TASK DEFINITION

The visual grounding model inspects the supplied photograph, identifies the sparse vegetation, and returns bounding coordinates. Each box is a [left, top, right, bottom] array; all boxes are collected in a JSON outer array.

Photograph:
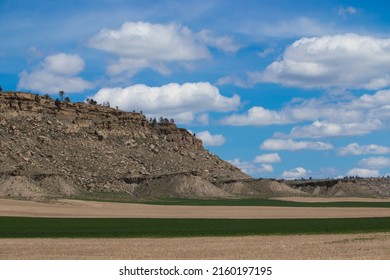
[[59, 90, 65, 101], [54, 98, 61, 109], [86, 98, 97, 105]]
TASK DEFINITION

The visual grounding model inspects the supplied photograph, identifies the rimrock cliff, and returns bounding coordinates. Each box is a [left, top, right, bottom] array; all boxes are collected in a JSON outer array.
[[0, 91, 255, 200]]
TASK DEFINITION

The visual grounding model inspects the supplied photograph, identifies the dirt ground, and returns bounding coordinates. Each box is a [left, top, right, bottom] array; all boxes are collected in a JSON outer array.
[[1, 233, 389, 259], [1, 198, 390, 219]]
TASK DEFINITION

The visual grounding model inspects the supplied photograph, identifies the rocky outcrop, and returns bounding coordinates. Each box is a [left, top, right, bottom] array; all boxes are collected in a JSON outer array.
[[0, 91, 255, 200], [287, 178, 390, 197]]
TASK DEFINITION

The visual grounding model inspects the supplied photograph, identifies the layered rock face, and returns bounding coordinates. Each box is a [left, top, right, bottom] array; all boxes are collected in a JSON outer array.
[[0, 91, 253, 200]]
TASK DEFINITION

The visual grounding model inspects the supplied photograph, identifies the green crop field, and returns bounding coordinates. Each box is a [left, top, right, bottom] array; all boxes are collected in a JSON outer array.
[[1, 216, 390, 238]]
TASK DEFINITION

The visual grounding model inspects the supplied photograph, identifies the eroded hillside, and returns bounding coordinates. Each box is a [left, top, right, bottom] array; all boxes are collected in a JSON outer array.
[[0, 91, 259, 200]]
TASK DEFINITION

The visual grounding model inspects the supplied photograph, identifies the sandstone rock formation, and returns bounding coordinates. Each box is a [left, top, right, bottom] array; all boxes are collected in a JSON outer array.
[[0, 91, 261, 200]]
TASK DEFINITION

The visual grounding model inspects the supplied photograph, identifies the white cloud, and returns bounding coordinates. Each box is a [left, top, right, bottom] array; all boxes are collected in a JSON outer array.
[[359, 157, 390, 169], [350, 90, 390, 109], [258, 164, 274, 173], [346, 168, 380, 178], [228, 159, 255, 175], [42, 53, 85, 75], [197, 30, 240, 53], [90, 21, 208, 60], [89, 82, 240, 124], [253, 34, 390, 90], [196, 131, 225, 146], [89, 21, 209, 76], [253, 153, 281, 163], [260, 138, 333, 151], [18, 53, 93, 94], [338, 6, 357, 17], [227, 158, 274, 175], [222, 106, 292, 126], [216, 75, 248, 88], [257, 17, 331, 38], [89, 21, 239, 76], [339, 143, 390, 156], [289, 120, 382, 138], [222, 90, 390, 138], [282, 167, 311, 179], [196, 113, 209, 125]]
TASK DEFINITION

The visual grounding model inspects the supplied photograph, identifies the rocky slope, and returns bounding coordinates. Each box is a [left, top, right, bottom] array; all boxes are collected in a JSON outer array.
[[286, 178, 390, 197], [0, 91, 300, 200]]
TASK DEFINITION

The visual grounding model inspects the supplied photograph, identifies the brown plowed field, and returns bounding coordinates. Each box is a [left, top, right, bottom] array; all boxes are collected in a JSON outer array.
[[1, 233, 389, 259], [1, 198, 390, 219]]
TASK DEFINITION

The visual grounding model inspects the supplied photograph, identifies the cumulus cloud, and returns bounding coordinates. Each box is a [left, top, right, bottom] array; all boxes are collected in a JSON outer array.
[[253, 153, 281, 163], [359, 157, 390, 169], [223, 89, 390, 138], [350, 90, 390, 109], [89, 21, 239, 76], [346, 168, 380, 177], [339, 143, 390, 156], [252, 34, 390, 90], [196, 131, 225, 146], [196, 113, 209, 125], [260, 138, 333, 151], [228, 159, 255, 175], [288, 120, 382, 138], [216, 75, 249, 88], [258, 164, 274, 173], [228, 158, 273, 175], [18, 53, 93, 94], [197, 30, 240, 53], [282, 167, 311, 179], [88, 82, 240, 124], [222, 106, 292, 126]]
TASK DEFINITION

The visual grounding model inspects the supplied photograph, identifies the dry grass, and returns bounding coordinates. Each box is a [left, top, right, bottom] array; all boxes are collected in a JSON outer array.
[[1, 198, 390, 219], [1, 233, 389, 260]]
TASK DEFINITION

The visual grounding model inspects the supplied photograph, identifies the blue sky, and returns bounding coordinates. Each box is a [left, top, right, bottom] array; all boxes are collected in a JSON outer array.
[[2, 0, 390, 179]]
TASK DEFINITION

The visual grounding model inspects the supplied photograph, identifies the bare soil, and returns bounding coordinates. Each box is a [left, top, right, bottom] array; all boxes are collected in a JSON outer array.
[[1, 233, 389, 259], [1, 198, 390, 219]]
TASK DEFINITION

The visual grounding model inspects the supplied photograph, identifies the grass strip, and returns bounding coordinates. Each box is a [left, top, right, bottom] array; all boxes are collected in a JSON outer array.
[[1, 217, 390, 238]]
